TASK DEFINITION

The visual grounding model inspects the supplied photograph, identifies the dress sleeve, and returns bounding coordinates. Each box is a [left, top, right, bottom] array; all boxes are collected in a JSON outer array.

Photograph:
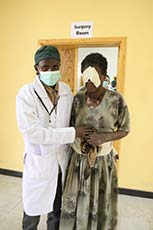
[[117, 95, 130, 132]]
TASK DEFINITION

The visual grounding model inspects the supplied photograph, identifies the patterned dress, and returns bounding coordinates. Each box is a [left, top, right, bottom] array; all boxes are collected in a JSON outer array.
[[59, 88, 130, 230]]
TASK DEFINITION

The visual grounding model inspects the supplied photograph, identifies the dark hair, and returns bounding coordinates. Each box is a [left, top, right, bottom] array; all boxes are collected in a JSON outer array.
[[81, 53, 108, 75]]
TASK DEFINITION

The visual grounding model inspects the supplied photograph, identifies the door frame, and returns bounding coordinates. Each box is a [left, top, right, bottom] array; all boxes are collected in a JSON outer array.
[[38, 37, 126, 95]]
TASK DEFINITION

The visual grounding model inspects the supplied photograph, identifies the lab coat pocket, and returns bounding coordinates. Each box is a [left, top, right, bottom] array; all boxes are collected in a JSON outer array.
[[24, 152, 51, 179]]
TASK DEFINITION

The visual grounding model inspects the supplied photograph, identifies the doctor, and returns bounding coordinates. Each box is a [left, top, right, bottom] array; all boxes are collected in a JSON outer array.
[[16, 45, 89, 230]]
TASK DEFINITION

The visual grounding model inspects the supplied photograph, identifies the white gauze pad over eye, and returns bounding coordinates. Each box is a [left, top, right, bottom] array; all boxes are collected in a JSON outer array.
[[82, 66, 101, 88]]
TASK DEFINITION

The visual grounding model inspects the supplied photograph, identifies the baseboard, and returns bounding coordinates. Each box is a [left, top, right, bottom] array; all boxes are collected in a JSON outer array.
[[0, 168, 153, 199], [0, 168, 22, 178], [118, 188, 153, 199]]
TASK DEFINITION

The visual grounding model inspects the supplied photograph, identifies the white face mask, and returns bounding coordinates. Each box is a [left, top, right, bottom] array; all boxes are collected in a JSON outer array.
[[82, 66, 101, 88], [39, 70, 61, 86]]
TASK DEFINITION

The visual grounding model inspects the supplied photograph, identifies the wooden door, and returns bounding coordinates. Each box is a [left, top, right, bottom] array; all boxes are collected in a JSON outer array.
[[57, 47, 77, 94]]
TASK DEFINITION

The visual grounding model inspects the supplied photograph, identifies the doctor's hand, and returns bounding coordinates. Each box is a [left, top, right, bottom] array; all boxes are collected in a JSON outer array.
[[75, 126, 93, 139]]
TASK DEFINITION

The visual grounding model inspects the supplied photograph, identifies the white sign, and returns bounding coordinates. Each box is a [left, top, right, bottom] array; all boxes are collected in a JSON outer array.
[[71, 21, 93, 38]]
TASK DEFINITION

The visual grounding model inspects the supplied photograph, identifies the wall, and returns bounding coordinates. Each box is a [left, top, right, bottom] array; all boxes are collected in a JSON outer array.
[[0, 0, 153, 191]]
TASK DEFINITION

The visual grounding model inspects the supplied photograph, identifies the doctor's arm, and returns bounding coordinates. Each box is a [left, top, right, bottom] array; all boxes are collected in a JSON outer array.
[[16, 93, 75, 145]]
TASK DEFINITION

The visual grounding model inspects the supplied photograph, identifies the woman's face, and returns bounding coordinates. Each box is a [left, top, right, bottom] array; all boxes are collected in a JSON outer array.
[[85, 65, 105, 94]]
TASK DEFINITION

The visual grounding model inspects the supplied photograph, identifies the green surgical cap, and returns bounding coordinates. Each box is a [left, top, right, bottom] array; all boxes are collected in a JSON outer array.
[[34, 45, 60, 65]]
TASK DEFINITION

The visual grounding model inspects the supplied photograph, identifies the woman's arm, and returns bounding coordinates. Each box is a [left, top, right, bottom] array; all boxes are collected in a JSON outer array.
[[87, 130, 129, 146]]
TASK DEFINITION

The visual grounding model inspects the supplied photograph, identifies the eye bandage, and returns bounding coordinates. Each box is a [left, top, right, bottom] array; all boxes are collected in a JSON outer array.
[[82, 66, 101, 88]]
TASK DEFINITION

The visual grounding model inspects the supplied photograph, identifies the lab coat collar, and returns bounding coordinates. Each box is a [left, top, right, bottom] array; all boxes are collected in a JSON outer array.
[[33, 76, 69, 98]]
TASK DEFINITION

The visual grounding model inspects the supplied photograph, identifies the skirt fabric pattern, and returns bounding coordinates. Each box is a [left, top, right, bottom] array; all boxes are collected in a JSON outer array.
[[59, 150, 118, 230]]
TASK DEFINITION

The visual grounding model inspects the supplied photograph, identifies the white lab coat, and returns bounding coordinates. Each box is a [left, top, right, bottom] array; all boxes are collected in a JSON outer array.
[[16, 76, 75, 216]]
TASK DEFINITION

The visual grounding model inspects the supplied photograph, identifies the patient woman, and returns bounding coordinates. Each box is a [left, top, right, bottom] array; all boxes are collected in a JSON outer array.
[[59, 53, 130, 230]]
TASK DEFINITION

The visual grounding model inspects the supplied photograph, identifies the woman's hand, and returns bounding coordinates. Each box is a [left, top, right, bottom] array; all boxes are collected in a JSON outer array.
[[87, 132, 107, 146]]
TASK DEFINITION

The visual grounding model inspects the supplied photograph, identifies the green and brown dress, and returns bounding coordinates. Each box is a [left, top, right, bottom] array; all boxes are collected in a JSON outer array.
[[59, 88, 130, 230]]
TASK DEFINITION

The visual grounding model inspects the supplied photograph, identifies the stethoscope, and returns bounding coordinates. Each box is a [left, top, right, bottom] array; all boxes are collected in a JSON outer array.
[[34, 89, 60, 123]]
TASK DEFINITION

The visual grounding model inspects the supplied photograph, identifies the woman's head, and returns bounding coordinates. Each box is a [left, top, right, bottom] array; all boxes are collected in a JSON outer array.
[[81, 53, 108, 97], [81, 53, 107, 76]]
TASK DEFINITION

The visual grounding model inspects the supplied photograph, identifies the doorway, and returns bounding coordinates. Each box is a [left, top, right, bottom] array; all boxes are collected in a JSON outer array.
[[39, 37, 126, 94]]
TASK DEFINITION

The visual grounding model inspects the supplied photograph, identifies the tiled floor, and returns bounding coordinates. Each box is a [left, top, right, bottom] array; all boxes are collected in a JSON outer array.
[[0, 174, 153, 230]]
